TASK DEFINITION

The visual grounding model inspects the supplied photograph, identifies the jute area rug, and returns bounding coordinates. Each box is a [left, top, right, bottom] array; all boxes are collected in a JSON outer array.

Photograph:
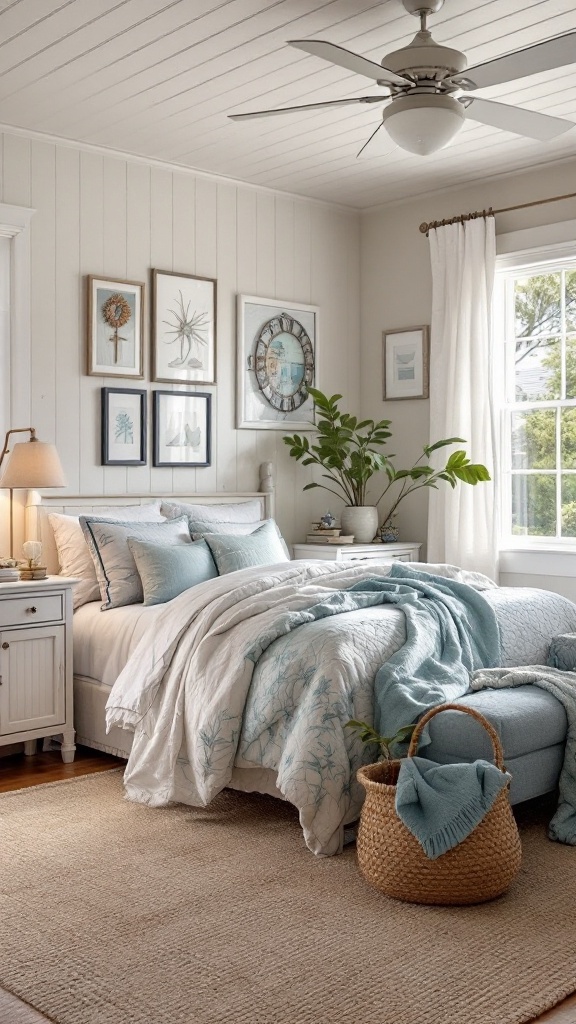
[[1, 771, 575, 1024]]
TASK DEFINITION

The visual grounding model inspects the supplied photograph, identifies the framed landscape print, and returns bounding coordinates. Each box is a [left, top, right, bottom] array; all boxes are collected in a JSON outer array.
[[101, 388, 146, 466], [153, 390, 211, 468], [152, 270, 217, 385], [383, 325, 429, 401], [88, 277, 144, 378], [237, 294, 319, 430]]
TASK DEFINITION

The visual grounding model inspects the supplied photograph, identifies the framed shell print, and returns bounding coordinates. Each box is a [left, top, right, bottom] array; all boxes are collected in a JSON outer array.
[[237, 295, 319, 430], [153, 390, 211, 468]]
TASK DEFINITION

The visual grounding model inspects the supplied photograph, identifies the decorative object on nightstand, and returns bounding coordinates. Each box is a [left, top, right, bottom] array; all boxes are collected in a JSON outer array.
[[0, 576, 77, 763], [0, 427, 67, 557], [284, 388, 490, 544], [0, 558, 19, 581], [19, 540, 47, 580], [379, 517, 400, 543]]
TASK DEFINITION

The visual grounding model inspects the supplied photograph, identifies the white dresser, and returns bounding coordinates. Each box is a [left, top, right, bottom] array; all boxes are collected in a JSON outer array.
[[0, 576, 76, 762], [292, 541, 422, 563]]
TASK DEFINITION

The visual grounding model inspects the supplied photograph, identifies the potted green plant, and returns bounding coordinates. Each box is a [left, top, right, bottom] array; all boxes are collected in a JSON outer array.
[[283, 388, 490, 542]]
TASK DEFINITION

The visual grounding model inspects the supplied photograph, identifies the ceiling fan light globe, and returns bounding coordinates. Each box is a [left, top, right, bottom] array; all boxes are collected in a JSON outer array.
[[382, 93, 465, 154]]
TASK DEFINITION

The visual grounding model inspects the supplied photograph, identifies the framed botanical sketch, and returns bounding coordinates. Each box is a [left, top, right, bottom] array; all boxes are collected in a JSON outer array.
[[153, 390, 211, 468], [383, 325, 429, 401], [101, 388, 146, 466], [88, 277, 144, 378], [237, 294, 319, 430], [152, 270, 217, 385]]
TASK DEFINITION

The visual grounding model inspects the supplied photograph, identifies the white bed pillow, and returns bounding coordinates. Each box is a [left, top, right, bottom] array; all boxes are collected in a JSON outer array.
[[49, 503, 165, 610], [161, 499, 262, 526], [80, 516, 191, 610]]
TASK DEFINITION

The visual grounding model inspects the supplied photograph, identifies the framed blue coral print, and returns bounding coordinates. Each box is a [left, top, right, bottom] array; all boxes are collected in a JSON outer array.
[[101, 388, 147, 466]]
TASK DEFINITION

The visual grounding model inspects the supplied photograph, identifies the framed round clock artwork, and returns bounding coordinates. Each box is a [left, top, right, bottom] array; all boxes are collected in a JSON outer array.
[[237, 295, 319, 430]]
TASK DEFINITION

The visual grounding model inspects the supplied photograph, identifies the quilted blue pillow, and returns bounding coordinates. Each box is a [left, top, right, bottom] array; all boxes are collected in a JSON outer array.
[[128, 537, 217, 606], [203, 520, 289, 575]]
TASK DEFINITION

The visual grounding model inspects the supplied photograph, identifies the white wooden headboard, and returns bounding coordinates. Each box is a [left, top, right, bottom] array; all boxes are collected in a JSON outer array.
[[26, 462, 275, 575]]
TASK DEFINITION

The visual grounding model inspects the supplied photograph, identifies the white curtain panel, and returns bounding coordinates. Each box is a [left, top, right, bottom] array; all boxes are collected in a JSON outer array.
[[427, 216, 498, 580]]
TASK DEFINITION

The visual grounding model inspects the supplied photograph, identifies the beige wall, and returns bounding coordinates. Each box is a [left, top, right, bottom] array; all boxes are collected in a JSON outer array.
[[360, 156, 576, 557], [0, 131, 360, 554]]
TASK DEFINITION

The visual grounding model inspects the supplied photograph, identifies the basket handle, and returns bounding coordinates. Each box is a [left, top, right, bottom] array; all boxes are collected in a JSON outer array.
[[407, 703, 505, 771]]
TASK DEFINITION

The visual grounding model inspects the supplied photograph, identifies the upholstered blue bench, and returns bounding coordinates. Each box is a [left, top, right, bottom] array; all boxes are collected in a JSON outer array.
[[426, 686, 567, 804]]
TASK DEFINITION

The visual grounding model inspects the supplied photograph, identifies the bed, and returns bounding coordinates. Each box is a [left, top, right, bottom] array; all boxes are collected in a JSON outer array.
[[27, 472, 576, 856]]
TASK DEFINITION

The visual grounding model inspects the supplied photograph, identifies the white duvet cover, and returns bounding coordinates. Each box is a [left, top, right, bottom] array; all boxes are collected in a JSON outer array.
[[105, 560, 509, 855]]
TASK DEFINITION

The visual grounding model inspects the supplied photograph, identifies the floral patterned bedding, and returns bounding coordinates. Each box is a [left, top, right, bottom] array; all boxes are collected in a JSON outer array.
[[105, 560, 576, 855]]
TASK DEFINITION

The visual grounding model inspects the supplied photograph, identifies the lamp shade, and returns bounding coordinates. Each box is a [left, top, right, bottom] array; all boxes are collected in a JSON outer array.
[[382, 94, 465, 156], [0, 439, 67, 489]]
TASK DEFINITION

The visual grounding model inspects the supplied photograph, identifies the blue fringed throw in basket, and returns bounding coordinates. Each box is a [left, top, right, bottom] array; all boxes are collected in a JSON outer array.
[[395, 756, 511, 859]]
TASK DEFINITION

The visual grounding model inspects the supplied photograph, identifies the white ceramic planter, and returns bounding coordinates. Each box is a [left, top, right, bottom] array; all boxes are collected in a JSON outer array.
[[340, 506, 379, 544]]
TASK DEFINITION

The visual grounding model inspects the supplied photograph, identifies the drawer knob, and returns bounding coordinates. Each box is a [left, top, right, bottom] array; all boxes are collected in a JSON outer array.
[[28, 606, 37, 614], [1, 642, 9, 649]]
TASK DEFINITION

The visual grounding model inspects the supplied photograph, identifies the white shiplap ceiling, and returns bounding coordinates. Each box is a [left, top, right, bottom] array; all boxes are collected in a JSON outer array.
[[0, 0, 575, 209]]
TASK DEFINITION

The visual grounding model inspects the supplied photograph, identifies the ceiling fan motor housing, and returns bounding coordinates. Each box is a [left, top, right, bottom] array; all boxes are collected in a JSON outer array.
[[384, 31, 467, 80]]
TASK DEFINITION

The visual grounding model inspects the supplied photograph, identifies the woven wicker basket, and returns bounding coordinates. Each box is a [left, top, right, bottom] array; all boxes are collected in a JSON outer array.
[[356, 703, 522, 905]]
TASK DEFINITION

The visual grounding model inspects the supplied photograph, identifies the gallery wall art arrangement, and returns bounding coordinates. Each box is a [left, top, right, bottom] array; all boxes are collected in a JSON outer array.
[[87, 272, 323, 469]]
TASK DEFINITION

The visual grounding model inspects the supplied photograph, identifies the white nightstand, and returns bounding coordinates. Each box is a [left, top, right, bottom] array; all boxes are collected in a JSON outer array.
[[0, 576, 76, 762], [292, 541, 422, 563]]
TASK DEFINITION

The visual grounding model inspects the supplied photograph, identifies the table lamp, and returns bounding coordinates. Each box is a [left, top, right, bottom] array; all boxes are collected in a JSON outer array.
[[0, 427, 67, 558]]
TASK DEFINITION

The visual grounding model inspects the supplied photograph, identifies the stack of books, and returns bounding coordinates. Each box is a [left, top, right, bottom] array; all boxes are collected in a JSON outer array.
[[306, 528, 354, 545], [19, 566, 48, 581], [0, 566, 20, 582]]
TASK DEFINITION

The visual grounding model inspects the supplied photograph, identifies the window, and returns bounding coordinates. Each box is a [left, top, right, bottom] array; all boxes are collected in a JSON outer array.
[[496, 251, 576, 544]]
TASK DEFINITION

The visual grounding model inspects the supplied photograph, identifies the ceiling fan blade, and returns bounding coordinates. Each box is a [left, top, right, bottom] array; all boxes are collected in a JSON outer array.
[[464, 31, 576, 90], [463, 96, 574, 141], [228, 96, 386, 121], [289, 39, 409, 86]]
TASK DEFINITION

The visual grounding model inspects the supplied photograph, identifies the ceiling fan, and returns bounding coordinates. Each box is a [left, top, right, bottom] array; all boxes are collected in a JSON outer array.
[[228, 0, 576, 157]]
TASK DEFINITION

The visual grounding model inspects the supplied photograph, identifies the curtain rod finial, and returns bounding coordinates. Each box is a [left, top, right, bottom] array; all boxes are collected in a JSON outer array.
[[419, 222, 429, 234]]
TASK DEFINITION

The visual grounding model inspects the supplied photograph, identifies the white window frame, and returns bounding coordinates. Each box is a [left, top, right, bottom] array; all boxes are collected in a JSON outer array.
[[495, 221, 576, 577]]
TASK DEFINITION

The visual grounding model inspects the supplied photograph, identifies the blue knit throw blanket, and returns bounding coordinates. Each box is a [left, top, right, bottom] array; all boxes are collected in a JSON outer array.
[[395, 755, 511, 859]]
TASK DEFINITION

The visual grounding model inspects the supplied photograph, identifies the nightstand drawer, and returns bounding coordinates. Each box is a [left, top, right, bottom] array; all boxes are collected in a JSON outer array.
[[0, 593, 63, 627]]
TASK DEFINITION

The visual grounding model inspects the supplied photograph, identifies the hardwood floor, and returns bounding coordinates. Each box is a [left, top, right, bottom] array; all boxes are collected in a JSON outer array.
[[1, 748, 575, 1024], [0, 743, 124, 792]]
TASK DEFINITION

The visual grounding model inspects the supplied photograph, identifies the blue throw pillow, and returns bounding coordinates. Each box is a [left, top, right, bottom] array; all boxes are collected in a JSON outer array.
[[203, 520, 289, 575], [127, 537, 218, 606]]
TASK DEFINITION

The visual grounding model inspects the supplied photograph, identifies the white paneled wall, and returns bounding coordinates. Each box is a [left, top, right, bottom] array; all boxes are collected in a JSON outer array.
[[0, 132, 360, 550]]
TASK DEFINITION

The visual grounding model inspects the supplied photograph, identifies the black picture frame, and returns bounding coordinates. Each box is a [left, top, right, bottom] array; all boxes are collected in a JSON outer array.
[[152, 390, 212, 468], [101, 387, 147, 466]]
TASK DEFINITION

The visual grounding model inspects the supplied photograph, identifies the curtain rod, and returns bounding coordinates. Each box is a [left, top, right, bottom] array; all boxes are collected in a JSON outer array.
[[419, 189, 576, 237]]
